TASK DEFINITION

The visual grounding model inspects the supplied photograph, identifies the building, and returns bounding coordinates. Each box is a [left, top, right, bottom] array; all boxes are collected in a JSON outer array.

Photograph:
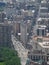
[[20, 22, 28, 47], [12, 15, 31, 47], [0, 12, 6, 22], [27, 50, 47, 65], [2, 0, 12, 3], [36, 25, 46, 36], [12, 15, 23, 40], [36, 0, 49, 26], [0, 22, 12, 48], [34, 25, 47, 36]]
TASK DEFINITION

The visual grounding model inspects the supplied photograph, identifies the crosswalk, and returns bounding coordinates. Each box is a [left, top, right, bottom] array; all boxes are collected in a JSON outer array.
[[11, 35, 28, 65]]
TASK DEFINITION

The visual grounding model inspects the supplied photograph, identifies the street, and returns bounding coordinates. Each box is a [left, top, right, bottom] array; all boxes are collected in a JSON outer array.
[[11, 35, 28, 65]]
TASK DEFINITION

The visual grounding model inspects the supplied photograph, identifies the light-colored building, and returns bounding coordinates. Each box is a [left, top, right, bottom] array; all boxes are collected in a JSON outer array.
[[27, 36, 49, 65], [33, 36, 49, 53]]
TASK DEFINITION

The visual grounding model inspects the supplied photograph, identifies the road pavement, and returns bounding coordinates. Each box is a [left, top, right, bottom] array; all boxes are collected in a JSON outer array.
[[11, 35, 28, 65]]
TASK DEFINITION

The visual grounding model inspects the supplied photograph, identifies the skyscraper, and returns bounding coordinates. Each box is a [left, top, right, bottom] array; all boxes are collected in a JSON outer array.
[[0, 11, 12, 48], [0, 23, 12, 47]]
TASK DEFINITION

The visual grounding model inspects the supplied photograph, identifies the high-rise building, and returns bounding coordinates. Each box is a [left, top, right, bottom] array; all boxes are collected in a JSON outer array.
[[20, 22, 28, 47], [0, 23, 12, 47], [0, 11, 12, 48]]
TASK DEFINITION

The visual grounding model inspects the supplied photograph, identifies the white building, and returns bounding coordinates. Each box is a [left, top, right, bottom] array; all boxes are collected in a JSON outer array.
[[33, 36, 49, 54]]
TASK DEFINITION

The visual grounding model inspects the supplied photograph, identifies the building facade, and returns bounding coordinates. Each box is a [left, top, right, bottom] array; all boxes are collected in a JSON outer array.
[[0, 23, 12, 47]]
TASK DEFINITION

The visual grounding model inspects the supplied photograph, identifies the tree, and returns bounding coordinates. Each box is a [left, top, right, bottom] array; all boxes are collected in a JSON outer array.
[[0, 47, 21, 65]]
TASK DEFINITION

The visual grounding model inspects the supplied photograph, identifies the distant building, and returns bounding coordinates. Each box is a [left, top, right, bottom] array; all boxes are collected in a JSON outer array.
[[2, 0, 12, 3], [37, 0, 49, 26], [0, 12, 6, 22]]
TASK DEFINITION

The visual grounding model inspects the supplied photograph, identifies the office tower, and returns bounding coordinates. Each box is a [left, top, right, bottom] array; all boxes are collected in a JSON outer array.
[[0, 0, 14, 48], [0, 11, 12, 48], [0, 23, 12, 47], [0, 23, 11, 47], [13, 21, 28, 47], [20, 22, 28, 47]]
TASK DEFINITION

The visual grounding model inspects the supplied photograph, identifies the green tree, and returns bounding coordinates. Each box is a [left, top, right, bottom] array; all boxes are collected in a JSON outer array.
[[0, 47, 21, 65]]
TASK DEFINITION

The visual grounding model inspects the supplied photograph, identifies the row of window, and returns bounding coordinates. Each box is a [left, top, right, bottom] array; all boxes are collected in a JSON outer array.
[[29, 55, 49, 61]]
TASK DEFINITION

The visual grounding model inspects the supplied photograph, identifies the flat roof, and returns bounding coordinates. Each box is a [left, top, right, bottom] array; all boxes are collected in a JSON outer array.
[[38, 42, 49, 48], [33, 36, 49, 39]]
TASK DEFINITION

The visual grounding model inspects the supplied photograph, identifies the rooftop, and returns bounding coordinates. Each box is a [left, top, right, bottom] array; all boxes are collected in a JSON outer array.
[[33, 36, 49, 41], [38, 41, 49, 48]]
